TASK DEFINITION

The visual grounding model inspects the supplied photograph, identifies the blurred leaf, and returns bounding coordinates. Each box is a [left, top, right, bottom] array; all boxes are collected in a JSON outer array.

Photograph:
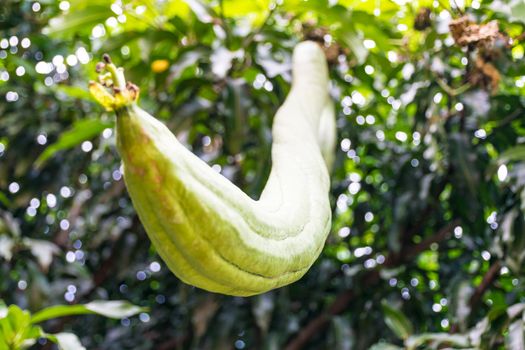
[[330, 316, 354, 350], [252, 293, 274, 336], [210, 47, 244, 78], [184, 0, 215, 23], [451, 280, 473, 330], [170, 49, 206, 78], [497, 145, 525, 164], [35, 118, 113, 168], [336, 25, 368, 64], [369, 343, 403, 350], [507, 303, 525, 319], [191, 295, 219, 339], [84, 300, 146, 319], [222, 0, 270, 17], [506, 319, 525, 350], [0, 301, 7, 319], [47, 332, 86, 350], [449, 133, 479, 195], [405, 333, 471, 348], [0, 212, 20, 238], [0, 192, 10, 208], [0, 305, 42, 349], [22, 238, 60, 272], [417, 251, 439, 271], [381, 300, 413, 340], [53, 85, 97, 102], [510, 0, 525, 24], [31, 305, 93, 324], [0, 236, 14, 262], [44, 3, 112, 38], [31, 300, 144, 324]]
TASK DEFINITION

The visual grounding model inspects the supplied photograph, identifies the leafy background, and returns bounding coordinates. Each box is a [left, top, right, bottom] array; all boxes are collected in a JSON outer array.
[[1, 0, 525, 349]]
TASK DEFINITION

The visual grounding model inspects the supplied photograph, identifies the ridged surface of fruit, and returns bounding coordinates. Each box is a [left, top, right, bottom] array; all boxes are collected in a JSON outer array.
[[95, 41, 335, 296]]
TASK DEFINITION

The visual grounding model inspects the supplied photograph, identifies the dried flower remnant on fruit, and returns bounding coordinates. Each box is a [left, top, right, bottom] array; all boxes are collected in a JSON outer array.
[[89, 54, 139, 111]]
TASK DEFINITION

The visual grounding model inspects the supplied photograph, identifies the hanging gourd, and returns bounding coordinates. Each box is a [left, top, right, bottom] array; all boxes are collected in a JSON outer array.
[[89, 41, 336, 296]]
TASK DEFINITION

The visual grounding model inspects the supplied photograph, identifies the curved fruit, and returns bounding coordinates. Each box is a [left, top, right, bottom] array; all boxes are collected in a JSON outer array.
[[90, 41, 335, 296]]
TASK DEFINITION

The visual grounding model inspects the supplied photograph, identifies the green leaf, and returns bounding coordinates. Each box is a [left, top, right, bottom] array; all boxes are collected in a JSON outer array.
[[43, 2, 112, 38], [31, 305, 88, 324], [53, 85, 97, 102], [381, 300, 413, 340], [34, 119, 113, 169], [31, 300, 144, 324], [47, 332, 86, 350], [497, 145, 525, 164], [0, 192, 11, 208], [6, 305, 31, 331], [0, 305, 38, 349], [336, 25, 368, 64], [84, 300, 145, 319], [0, 338, 8, 350], [220, 0, 270, 24], [405, 333, 471, 348], [417, 251, 439, 271], [0, 317, 14, 345], [369, 343, 403, 350], [184, 0, 215, 23]]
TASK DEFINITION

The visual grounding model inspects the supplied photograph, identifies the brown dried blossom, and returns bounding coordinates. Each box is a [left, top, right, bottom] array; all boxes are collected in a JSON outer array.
[[449, 17, 502, 47]]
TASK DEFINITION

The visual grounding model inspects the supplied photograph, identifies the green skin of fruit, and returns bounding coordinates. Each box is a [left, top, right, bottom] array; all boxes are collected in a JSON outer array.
[[93, 41, 335, 296]]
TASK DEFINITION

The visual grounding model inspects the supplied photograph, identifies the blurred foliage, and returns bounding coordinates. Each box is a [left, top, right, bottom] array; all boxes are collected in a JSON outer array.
[[0, 300, 143, 350], [1, 0, 525, 349]]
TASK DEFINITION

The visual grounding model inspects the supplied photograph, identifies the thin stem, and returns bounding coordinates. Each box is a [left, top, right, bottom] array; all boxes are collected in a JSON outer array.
[[436, 76, 471, 96], [469, 261, 501, 309], [242, 3, 277, 48], [89, 55, 138, 111]]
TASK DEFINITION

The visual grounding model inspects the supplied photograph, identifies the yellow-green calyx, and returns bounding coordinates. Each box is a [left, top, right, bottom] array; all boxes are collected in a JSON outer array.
[[90, 42, 336, 296], [88, 54, 139, 111]]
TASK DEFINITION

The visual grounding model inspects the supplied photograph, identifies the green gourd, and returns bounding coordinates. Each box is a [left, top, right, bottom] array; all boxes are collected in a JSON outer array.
[[90, 41, 335, 296]]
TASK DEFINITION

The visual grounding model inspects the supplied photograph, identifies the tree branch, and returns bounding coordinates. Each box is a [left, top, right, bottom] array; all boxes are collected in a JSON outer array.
[[469, 260, 501, 310], [450, 259, 502, 333]]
